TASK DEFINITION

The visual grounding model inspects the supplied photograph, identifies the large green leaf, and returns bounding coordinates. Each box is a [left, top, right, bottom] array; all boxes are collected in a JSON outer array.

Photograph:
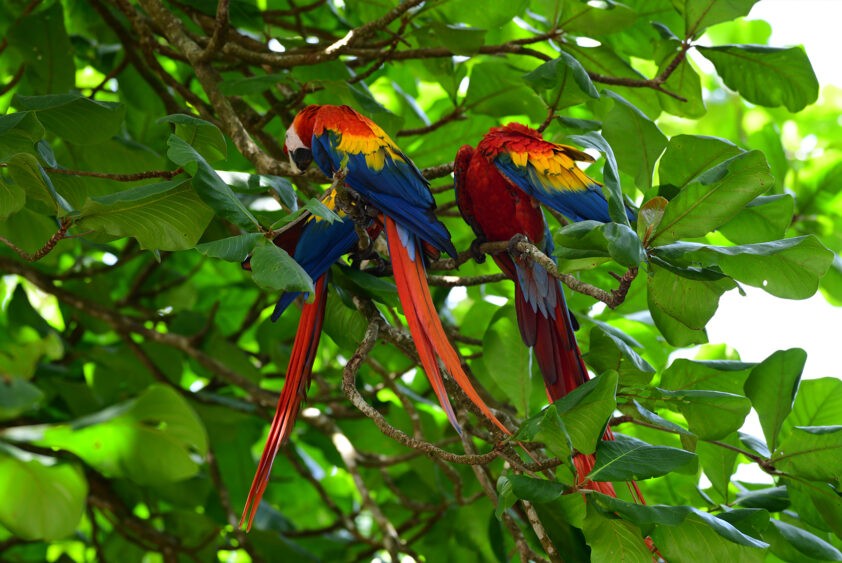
[[249, 242, 315, 295], [660, 358, 754, 395], [512, 401, 573, 462], [479, 307, 531, 417], [465, 61, 545, 121], [555, 221, 644, 267], [744, 349, 806, 451], [195, 233, 264, 262], [523, 52, 599, 110], [0, 446, 87, 541], [592, 493, 769, 550], [554, 370, 619, 455], [773, 426, 842, 481], [767, 519, 842, 561], [586, 326, 655, 386], [0, 111, 44, 161], [0, 177, 25, 220], [719, 194, 795, 245], [698, 45, 819, 112], [159, 114, 227, 162], [656, 388, 751, 440], [12, 94, 125, 145], [647, 262, 736, 334], [658, 134, 744, 191], [602, 91, 668, 190], [167, 135, 260, 229], [653, 236, 834, 299], [671, 0, 760, 37], [77, 179, 214, 251], [5, 2, 74, 94], [582, 505, 653, 563], [28, 385, 209, 486], [589, 433, 697, 481], [652, 150, 774, 244]]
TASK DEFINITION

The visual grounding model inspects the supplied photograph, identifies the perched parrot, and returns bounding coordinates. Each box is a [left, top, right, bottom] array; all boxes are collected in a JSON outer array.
[[240, 191, 365, 530], [241, 105, 511, 530], [454, 123, 640, 500]]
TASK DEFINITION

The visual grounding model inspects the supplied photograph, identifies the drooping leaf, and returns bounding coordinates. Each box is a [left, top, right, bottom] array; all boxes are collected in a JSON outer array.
[[0, 446, 87, 541], [195, 233, 264, 262], [159, 114, 227, 162], [249, 242, 314, 295], [698, 44, 819, 112], [12, 94, 125, 145], [6, 2, 74, 94], [744, 349, 806, 451], [78, 179, 214, 251], [589, 433, 697, 481], [602, 91, 668, 190], [167, 135, 260, 229], [652, 150, 774, 244]]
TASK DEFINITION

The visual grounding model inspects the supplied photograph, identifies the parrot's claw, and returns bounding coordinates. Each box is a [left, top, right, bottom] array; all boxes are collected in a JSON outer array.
[[469, 238, 487, 264]]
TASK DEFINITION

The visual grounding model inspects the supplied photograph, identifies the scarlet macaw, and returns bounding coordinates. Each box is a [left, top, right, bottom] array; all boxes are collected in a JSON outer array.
[[240, 191, 363, 530], [454, 123, 640, 500], [241, 105, 511, 530]]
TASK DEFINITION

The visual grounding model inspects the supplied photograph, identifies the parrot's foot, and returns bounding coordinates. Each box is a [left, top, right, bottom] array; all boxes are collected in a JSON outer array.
[[469, 238, 487, 264]]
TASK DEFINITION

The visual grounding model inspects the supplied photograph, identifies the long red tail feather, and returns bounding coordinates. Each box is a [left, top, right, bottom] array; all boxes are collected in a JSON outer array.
[[240, 276, 328, 531], [385, 217, 510, 436]]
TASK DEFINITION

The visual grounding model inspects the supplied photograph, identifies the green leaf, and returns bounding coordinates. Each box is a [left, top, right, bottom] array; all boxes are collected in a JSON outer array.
[[465, 61, 545, 121], [6, 2, 74, 94], [773, 426, 842, 481], [0, 446, 87, 541], [195, 233, 264, 262], [658, 134, 744, 191], [29, 385, 209, 486], [630, 400, 694, 437], [592, 493, 769, 549], [672, 0, 760, 37], [647, 262, 735, 335], [554, 371, 618, 455], [427, 23, 486, 55], [582, 505, 653, 563], [436, 0, 529, 28], [656, 44, 705, 118], [0, 176, 25, 220], [513, 402, 572, 461], [653, 236, 834, 299], [0, 111, 44, 161], [218, 73, 290, 96], [13, 94, 126, 145], [562, 1, 638, 36], [586, 327, 655, 386], [656, 388, 751, 440], [523, 52, 599, 109], [504, 474, 567, 503], [652, 150, 774, 244], [167, 135, 259, 229], [0, 378, 44, 421], [7, 152, 72, 214], [719, 194, 795, 245], [479, 307, 531, 417], [781, 378, 842, 443], [249, 242, 314, 295], [602, 91, 668, 190], [661, 358, 754, 395], [590, 433, 697, 481], [554, 221, 644, 267], [768, 519, 842, 561], [696, 434, 739, 502], [159, 114, 227, 162], [735, 486, 789, 512], [77, 179, 214, 251], [698, 45, 819, 112], [744, 349, 806, 451]]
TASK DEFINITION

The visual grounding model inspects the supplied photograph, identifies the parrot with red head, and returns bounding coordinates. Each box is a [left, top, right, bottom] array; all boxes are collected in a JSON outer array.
[[455, 123, 640, 500], [241, 105, 511, 530], [240, 190, 366, 530]]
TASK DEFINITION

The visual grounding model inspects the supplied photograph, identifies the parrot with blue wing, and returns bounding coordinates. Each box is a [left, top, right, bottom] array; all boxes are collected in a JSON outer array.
[[455, 123, 641, 500], [241, 105, 512, 530]]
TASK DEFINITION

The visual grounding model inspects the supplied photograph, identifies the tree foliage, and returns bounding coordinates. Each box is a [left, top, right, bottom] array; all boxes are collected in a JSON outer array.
[[1, 0, 841, 561]]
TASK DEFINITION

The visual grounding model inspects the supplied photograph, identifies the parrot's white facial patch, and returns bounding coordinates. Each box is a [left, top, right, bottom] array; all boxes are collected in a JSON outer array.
[[285, 126, 306, 173]]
